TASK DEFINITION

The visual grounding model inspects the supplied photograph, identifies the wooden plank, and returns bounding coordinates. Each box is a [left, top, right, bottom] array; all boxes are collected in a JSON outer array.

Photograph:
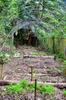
[[30, 81, 66, 89], [0, 80, 66, 89], [0, 80, 18, 86], [23, 55, 54, 59]]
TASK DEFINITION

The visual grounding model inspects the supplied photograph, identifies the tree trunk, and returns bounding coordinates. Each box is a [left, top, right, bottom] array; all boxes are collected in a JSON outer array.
[[52, 36, 55, 54], [0, 64, 3, 79]]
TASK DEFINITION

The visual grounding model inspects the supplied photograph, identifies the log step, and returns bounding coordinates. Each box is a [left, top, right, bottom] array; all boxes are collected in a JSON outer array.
[[0, 80, 66, 89]]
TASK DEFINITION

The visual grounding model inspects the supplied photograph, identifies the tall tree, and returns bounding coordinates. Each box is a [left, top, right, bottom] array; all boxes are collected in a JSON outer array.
[[0, 0, 18, 33]]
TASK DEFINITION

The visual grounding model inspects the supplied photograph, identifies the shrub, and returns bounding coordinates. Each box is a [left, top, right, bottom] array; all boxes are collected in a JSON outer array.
[[6, 80, 29, 93], [63, 89, 66, 96], [63, 60, 66, 78], [6, 80, 55, 95], [58, 52, 64, 59], [39, 85, 55, 94], [19, 80, 29, 88], [6, 84, 23, 93], [0, 51, 10, 62]]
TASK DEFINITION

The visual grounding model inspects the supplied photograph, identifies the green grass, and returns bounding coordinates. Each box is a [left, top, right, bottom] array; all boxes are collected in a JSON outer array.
[[63, 89, 66, 96], [5, 80, 55, 95], [37, 84, 55, 94], [6, 80, 29, 93]]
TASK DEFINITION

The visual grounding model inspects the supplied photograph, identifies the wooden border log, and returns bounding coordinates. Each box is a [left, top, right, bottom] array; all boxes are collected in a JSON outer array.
[[30, 82, 66, 89], [0, 80, 18, 86], [14, 73, 61, 77], [0, 80, 66, 89], [23, 55, 54, 59]]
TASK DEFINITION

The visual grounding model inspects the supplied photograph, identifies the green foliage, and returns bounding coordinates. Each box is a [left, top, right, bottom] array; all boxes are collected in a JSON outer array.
[[0, 0, 66, 55], [62, 60, 66, 76], [19, 80, 29, 88], [38, 85, 55, 94], [6, 80, 55, 95], [63, 89, 66, 96], [0, 51, 10, 63], [28, 83, 35, 91], [58, 52, 64, 59], [0, 0, 18, 33], [28, 83, 55, 94], [6, 80, 29, 93], [0, 0, 65, 34], [6, 84, 23, 93]]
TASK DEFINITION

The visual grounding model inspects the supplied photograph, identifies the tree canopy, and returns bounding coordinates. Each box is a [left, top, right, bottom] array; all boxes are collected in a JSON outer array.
[[0, 0, 66, 51]]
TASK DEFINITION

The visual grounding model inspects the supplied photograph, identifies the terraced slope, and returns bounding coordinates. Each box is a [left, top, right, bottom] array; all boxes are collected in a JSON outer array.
[[3, 46, 64, 82]]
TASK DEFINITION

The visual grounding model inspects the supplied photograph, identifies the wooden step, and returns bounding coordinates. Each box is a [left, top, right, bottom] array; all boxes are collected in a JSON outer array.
[[23, 55, 54, 59]]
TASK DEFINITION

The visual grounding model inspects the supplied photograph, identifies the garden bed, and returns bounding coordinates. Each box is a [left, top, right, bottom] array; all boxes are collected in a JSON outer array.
[[0, 82, 66, 100]]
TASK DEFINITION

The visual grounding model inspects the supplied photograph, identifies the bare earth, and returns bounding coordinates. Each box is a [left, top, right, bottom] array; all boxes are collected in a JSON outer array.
[[0, 45, 66, 100], [3, 45, 64, 82]]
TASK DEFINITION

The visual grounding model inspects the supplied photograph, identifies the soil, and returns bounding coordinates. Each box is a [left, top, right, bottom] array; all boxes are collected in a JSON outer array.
[[0, 86, 66, 100], [3, 45, 64, 82], [0, 45, 66, 100]]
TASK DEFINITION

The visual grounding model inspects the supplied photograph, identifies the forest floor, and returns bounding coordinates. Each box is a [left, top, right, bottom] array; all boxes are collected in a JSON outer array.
[[0, 45, 66, 100], [3, 45, 64, 83]]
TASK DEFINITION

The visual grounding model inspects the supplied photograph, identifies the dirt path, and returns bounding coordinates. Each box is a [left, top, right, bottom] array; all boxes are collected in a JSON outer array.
[[3, 45, 64, 82]]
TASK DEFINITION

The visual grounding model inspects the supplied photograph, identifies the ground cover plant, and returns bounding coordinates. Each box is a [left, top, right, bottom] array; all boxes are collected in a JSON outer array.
[[5, 80, 55, 95], [0, 51, 10, 79], [63, 89, 66, 96], [0, 51, 10, 62], [6, 80, 29, 93]]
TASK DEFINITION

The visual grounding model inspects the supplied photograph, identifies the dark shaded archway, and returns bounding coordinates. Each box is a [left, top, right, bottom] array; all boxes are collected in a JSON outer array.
[[28, 33, 38, 46], [13, 29, 39, 47]]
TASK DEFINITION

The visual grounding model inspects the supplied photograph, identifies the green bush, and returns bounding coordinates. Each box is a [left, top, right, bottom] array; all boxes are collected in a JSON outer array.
[[39, 85, 55, 94], [63, 89, 66, 96], [6, 84, 23, 93], [6, 80, 55, 94], [62, 60, 66, 77], [58, 52, 64, 59], [6, 80, 29, 93], [19, 80, 29, 88], [0, 51, 10, 63]]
